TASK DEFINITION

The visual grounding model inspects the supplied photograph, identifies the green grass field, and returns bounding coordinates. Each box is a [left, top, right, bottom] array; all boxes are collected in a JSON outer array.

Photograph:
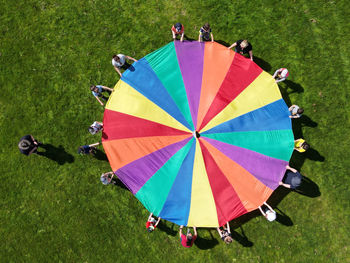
[[1, 0, 350, 262]]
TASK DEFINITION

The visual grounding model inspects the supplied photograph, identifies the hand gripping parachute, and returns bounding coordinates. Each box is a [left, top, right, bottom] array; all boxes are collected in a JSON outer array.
[[102, 41, 294, 227]]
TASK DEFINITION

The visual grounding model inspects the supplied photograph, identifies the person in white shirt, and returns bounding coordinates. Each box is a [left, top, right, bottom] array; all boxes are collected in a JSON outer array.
[[273, 68, 289, 83], [258, 202, 276, 222], [88, 121, 103, 135], [100, 171, 117, 185], [112, 54, 137, 77], [289, 105, 304, 118]]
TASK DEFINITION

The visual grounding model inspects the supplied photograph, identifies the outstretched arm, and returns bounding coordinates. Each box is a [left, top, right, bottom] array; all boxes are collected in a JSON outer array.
[[258, 206, 266, 216], [180, 32, 184, 42], [108, 173, 115, 183], [279, 181, 291, 188], [273, 69, 280, 78], [198, 33, 202, 42], [126, 56, 137, 62], [211, 33, 214, 42], [228, 42, 237, 49], [193, 226, 197, 236], [275, 77, 285, 83], [263, 202, 274, 212], [216, 227, 223, 237], [172, 30, 176, 40], [89, 142, 100, 147], [102, 86, 113, 92], [226, 222, 231, 233], [249, 50, 253, 61], [114, 66, 122, 77], [179, 225, 183, 238], [28, 146, 38, 155], [94, 96, 104, 106], [155, 217, 161, 226], [286, 165, 297, 173]]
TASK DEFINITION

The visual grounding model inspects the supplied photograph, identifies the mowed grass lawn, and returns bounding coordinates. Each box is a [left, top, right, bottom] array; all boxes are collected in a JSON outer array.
[[1, 0, 350, 262]]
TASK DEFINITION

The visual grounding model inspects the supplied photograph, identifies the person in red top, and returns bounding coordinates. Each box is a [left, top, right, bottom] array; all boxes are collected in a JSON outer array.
[[179, 225, 197, 248], [146, 213, 161, 232], [171, 23, 184, 42]]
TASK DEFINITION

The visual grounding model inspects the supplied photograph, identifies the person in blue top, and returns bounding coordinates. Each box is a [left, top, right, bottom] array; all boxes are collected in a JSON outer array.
[[279, 165, 303, 189], [198, 23, 214, 42], [100, 171, 118, 185], [90, 85, 113, 106], [77, 142, 100, 155]]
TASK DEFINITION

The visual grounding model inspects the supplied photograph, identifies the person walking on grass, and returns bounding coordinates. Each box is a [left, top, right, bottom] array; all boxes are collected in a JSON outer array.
[[77, 142, 100, 155], [90, 85, 113, 106], [258, 202, 276, 222], [217, 222, 233, 244], [179, 225, 197, 248], [89, 121, 103, 135], [228, 39, 253, 61], [294, 138, 310, 153], [289, 105, 304, 119], [146, 213, 161, 232], [18, 135, 42, 156], [198, 23, 214, 42], [112, 54, 137, 77], [273, 68, 289, 83], [171, 23, 185, 42], [279, 165, 302, 189], [100, 171, 118, 185]]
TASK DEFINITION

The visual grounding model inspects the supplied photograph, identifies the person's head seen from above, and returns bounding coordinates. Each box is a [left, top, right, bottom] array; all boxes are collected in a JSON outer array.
[[266, 210, 276, 222], [203, 23, 210, 31], [240, 40, 248, 49], [175, 23, 182, 32]]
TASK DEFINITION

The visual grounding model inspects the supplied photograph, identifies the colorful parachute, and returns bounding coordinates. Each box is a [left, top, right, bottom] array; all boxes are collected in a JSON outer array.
[[102, 41, 294, 227]]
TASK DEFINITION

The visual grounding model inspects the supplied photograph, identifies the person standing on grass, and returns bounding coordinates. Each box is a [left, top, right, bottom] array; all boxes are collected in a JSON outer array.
[[112, 54, 137, 77], [77, 142, 100, 155], [179, 225, 197, 248], [146, 213, 161, 232], [171, 23, 185, 42], [89, 121, 103, 135], [18, 135, 42, 156], [90, 85, 113, 106], [100, 171, 118, 185], [228, 39, 253, 61], [198, 23, 214, 42], [273, 68, 289, 83], [289, 105, 304, 119], [279, 165, 302, 189], [217, 222, 233, 244], [258, 202, 276, 222], [294, 138, 310, 153]]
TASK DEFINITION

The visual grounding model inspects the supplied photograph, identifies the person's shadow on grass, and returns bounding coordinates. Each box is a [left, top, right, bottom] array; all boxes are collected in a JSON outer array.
[[274, 207, 293, 226], [112, 179, 129, 191], [291, 114, 318, 139], [157, 221, 177, 236], [93, 149, 108, 161], [254, 56, 272, 72], [230, 226, 254, 247], [294, 176, 321, 198], [289, 148, 325, 171], [195, 229, 219, 250], [283, 79, 304, 94], [37, 144, 74, 165]]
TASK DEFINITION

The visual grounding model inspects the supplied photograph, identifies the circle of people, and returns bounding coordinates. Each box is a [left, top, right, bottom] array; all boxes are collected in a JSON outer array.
[[18, 22, 310, 248]]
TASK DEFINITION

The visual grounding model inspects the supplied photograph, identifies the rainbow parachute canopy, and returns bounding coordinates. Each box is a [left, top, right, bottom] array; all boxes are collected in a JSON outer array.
[[102, 41, 294, 227]]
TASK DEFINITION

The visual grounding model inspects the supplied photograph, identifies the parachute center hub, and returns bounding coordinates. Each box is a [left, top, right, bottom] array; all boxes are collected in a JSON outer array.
[[193, 131, 201, 138]]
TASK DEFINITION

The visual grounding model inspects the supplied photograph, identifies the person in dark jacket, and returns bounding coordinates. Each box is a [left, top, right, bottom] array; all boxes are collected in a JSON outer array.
[[18, 135, 41, 155]]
